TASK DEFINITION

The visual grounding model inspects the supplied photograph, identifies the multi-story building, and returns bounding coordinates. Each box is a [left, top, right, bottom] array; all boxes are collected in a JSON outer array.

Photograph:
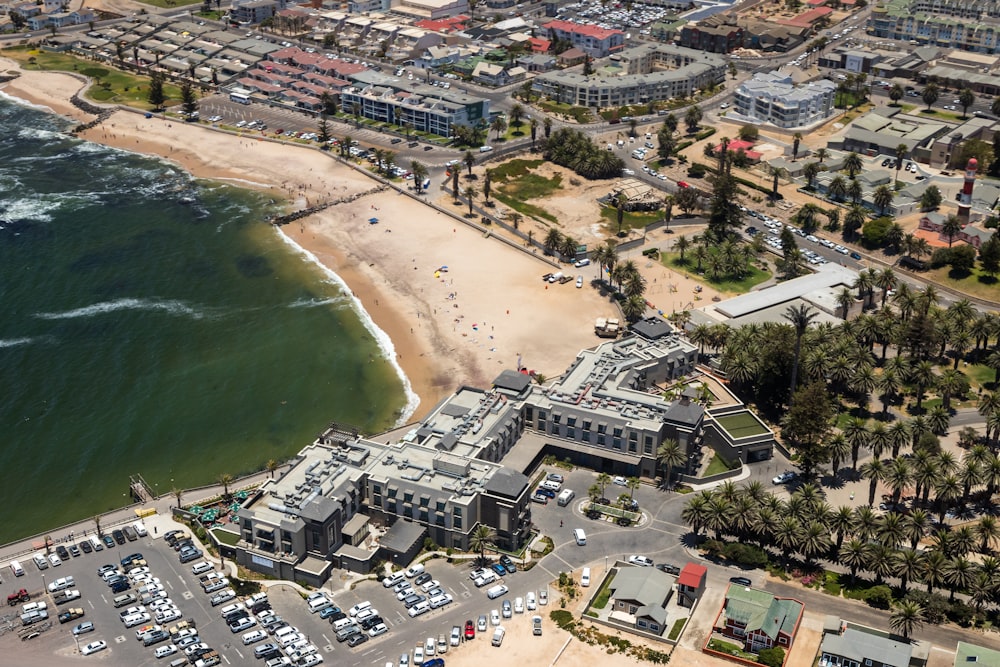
[[869, 0, 1000, 53], [543, 19, 625, 57], [532, 43, 726, 108], [733, 72, 836, 128], [679, 19, 745, 53], [232, 319, 773, 585], [234, 426, 530, 584]]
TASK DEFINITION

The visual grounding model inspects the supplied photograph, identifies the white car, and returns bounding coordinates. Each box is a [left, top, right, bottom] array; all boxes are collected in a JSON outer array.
[[419, 579, 440, 593], [773, 471, 796, 485], [628, 555, 654, 567], [450, 626, 462, 646], [349, 601, 371, 617], [576, 275, 583, 289], [192, 562, 213, 575], [414, 646, 424, 665], [526, 592, 537, 610], [48, 553, 62, 567], [491, 609, 501, 626], [368, 623, 388, 637], [613, 476, 627, 486], [154, 644, 178, 658], [81, 640, 107, 655], [355, 608, 378, 622], [514, 597, 524, 614], [539, 589, 548, 606]]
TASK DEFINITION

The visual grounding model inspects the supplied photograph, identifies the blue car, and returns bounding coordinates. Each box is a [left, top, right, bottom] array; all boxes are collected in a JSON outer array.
[[319, 605, 342, 620], [536, 488, 556, 499], [491, 563, 506, 577]]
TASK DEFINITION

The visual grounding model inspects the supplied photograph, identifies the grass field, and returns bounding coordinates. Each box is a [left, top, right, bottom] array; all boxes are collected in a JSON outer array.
[[4, 48, 182, 109], [703, 454, 734, 476], [600, 206, 663, 234], [923, 264, 1000, 301], [716, 412, 768, 438], [490, 159, 562, 223], [538, 100, 593, 123], [660, 251, 772, 294], [136, 0, 202, 8]]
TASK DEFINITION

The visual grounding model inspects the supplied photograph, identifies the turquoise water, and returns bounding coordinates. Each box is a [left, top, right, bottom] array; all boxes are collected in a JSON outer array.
[[0, 97, 410, 544]]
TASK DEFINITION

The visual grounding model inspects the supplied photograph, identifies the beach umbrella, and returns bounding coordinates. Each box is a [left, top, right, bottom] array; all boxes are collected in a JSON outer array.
[[368, 217, 379, 224]]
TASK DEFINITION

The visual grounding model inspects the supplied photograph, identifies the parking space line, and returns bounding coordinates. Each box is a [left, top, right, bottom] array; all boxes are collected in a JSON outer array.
[[321, 633, 331, 644]]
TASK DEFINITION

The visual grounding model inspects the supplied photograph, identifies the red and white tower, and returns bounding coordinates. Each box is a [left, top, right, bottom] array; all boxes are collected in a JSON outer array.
[[958, 157, 978, 223]]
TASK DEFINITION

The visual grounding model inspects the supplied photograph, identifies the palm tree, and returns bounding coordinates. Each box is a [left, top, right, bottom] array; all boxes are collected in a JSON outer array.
[[894, 548, 924, 593], [218, 472, 234, 498], [802, 162, 820, 189], [959, 87, 976, 117], [944, 556, 975, 602], [840, 538, 869, 584], [463, 185, 477, 216], [469, 524, 497, 565], [626, 477, 641, 502], [682, 493, 711, 537], [909, 360, 936, 412], [170, 488, 183, 508], [873, 184, 894, 216], [844, 151, 864, 179], [860, 459, 886, 507], [656, 439, 684, 488], [784, 304, 818, 398], [792, 132, 803, 161], [266, 459, 280, 478], [894, 143, 908, 186], [836, 287, 854, 320], [596, 472, 611, 500], [463, 150, 476, 177], [816, 148, 829, 163], [674, 234, 690, 263], [941, 214, 962, 248], [889, 600, 926, 639], [828, 175, 848, 202]]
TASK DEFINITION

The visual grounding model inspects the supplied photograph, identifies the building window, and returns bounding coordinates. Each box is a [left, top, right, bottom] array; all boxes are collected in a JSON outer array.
[[453, 517, 462, 530], [567, 428, 576, 439], [403, 504, 412, 518], [453, 507, 462, 517], [404, 491, 413, 503], [419, 495, 429, 507], [419, 509, 428, 522], [388, 487, 397, 498], [553, 413, 561, 424], [567, 416, 576, 427], [436, 500, 446, 512], [637, 620, 647, 628], [372, 484, 382, 495]]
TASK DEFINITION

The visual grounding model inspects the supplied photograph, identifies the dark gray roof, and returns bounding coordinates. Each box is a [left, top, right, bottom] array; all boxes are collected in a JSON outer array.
[[380, 520, 427, 553], [821, 627, 912, 667], [493, 370, 531, 394], [298, 495, 341, 523], [664, 398, 704, 426], [630, 317, 674, 341], [484, 468, 528, 499], [441, 403, 470, 417]]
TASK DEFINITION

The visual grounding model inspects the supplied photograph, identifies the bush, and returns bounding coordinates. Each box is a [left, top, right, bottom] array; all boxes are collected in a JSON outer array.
[[905, 590, 949, 624], [721, 542, 769, 569], [758, 647, 785, 667], [688, 164, 707, 178], [931, 245, 977, 272], [550, 609, 575, 630], [864, 585, 893, 609], [695, 127, 717, 141], [862, 216, 894, 247]]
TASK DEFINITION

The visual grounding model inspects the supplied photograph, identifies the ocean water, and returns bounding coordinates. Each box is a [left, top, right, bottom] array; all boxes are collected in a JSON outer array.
[[0, 96, 411, 544]]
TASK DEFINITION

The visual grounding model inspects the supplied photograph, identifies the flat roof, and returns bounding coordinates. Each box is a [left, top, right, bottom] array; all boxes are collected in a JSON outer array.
[[715, 263, 856, 318]]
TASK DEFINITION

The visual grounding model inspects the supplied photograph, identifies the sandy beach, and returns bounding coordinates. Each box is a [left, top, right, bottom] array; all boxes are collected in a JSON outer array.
[[0, 58, 616, 419]]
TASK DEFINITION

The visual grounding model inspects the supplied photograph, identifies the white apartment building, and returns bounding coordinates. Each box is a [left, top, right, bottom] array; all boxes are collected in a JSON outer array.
[[733, 72, 836, 129]]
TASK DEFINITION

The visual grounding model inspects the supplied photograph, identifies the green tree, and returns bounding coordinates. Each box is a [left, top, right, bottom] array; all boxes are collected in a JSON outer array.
[[873, 184, 894, 216], [784, 303, 817, 398], [959, 87, 976, 118], [791, 132, 802, 161], [317, 114, 331, 146], [148, 71, 166, 110], [979, 233, 1000, 278], [844, 151, 864, 179], [922, 82, 940, 110], [684, 105, 702, 133], [941, 213, 962, 248], [656, 439, 684, 488], [920, 185, 942, 211], [803, 161, 820, 189], [469, 524, 497, 564], [889, 83, 904, 105], [757, 647, 786, 667], [781, 382, 833, 480]]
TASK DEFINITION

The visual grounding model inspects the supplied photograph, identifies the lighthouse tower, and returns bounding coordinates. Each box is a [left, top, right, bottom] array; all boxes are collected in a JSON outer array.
[[958, 157, 978, 223]]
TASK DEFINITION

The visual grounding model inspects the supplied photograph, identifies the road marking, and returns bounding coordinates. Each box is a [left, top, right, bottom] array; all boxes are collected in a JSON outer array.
[[88, 600, 95, 609], [234, 648, 244, 660], [321, 633, 331, 644], [165, 580, 174, 590], [221, 655, 231, 664]]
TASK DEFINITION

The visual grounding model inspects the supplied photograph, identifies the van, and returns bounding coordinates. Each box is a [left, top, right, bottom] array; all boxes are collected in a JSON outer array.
[[22, 601, 47, 614], [491, 626, 505, 646], [404, 563, 425, 579], [113, 593, 136, 608], [133, 521, 148, 537], [479, 145, 493, 153], [242, 629, 268, 645], [581, 568, 591, 587], [21, 610, 47, 626], [547, 272, 563, 283], [332, 617, 354, 632], [573, 529, 587, 546], [382, 571, 405, 588], [308, 596, 332, 613], [540, 480, 561, 492], [557, 489, 575, 507], [486, 584, 508, 600], [9, 561, 24, 577]]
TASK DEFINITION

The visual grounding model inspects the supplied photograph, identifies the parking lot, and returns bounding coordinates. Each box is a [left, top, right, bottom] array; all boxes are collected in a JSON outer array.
[[1, 465, 703, 667]]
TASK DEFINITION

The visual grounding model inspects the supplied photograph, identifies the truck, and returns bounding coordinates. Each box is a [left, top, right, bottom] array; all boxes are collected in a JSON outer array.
[[7, 589, 29, 606], [195, 650, 221, 667], [58, 608, 85, 624], [53, 589, 81, 605], [594, 317, 620, 338]]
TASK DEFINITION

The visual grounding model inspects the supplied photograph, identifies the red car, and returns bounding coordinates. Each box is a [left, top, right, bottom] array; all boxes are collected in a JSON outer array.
[[464, 619, 475, 640], [677, 181, 690, 188]]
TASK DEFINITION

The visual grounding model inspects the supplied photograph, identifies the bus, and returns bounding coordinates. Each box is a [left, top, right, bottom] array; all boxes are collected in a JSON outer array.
[[229, 89, 252, 105]]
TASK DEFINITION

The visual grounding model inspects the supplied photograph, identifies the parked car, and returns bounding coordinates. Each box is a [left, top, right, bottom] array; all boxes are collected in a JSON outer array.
[[772, 471, 796, 485], [729, 576, 752, 587]]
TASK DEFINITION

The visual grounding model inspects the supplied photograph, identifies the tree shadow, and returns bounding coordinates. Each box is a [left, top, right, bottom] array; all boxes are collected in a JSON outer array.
[[978, 275, 998, 285], [948, 267, 972, 280]]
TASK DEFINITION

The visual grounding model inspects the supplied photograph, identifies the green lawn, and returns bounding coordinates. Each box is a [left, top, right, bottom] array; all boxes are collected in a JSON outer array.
[[210, 528, 240, 546], [538, 100, 593, 123], [704, 454, 735, 476], [600, 206, 663, 234], [661, 252, 772, 295], [591, 576, 613, 609], [4, 48, 182, 109], [923, 264, 1000, 301], [967, 362, 998, 390], [490, 159, 563, 223], [493, 193, 557, 223], [716, 412, 768, 438], [667, 617, 687, 641]]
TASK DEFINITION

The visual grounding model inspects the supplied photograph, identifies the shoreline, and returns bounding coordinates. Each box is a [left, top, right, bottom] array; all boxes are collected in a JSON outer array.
[[0, 59, 619, 428]]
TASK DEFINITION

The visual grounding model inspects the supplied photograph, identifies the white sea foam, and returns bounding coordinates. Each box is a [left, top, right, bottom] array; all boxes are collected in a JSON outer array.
[[17, 127, 66, 141], [34, 298, 205, 321], [288, 296, 348, 309], [0, 90, 62, 115], [0, 337, 35, 349], [0, 198, 60, 223], [273, 227, 419, 426]]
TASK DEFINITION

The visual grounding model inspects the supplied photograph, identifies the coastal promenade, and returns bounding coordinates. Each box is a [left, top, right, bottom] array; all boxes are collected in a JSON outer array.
[[0, 466, 282, 567]]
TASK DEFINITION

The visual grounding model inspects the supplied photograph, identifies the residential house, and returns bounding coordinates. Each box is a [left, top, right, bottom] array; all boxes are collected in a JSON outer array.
[[416, 44, 460, 69], [819, 617, 929, 667], [676, 563, 707, 608], [517, 52, 556, 72], [557, 46, 586, 67], [919, 212, 996, 248], [608, 565, 676, 635], [472, 61, 508, 86], [679, 18, 744, 53], [716, 585, 803, 652]]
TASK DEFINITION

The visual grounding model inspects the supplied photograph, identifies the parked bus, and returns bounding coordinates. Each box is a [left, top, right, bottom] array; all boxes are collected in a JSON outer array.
[[229, 90, 251, 105]]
